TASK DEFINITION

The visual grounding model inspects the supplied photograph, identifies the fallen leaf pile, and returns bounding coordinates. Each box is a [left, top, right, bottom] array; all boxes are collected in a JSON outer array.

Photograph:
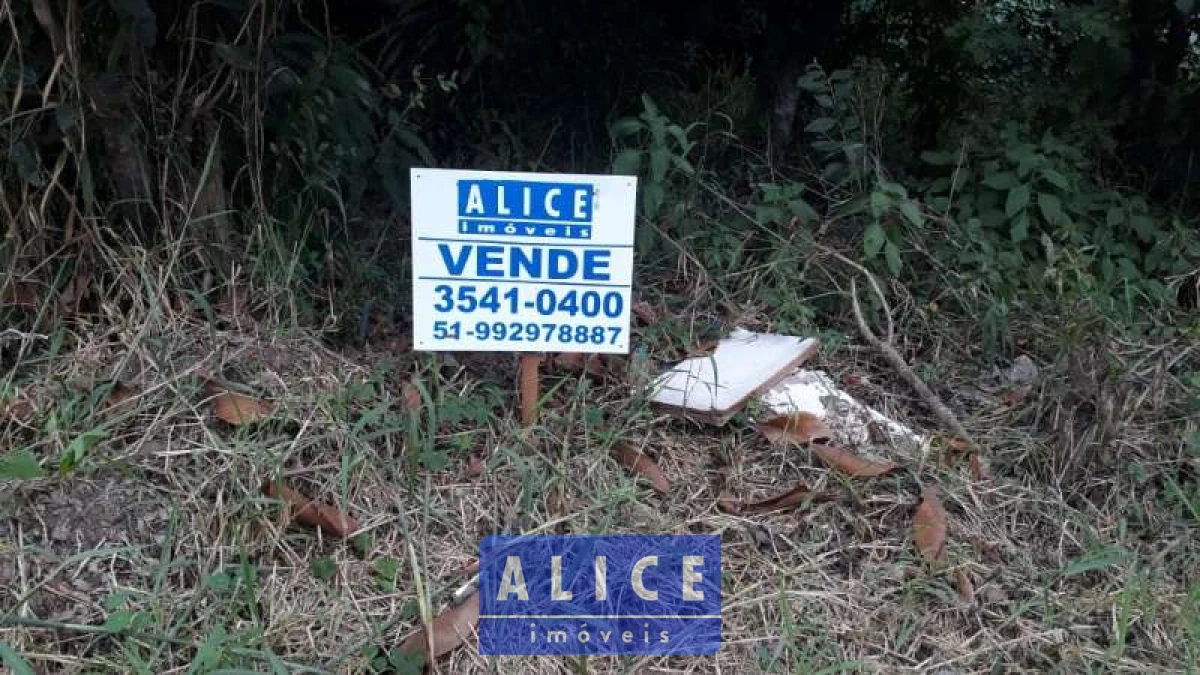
[[757, 412, 899, 477], [610, 443, 670, 494], [397, 591, 481, 664], [211, 390, 275, 425], [552, 352, 607, 378], [717, 484, 836, 515], [262, 479, 359, 539], [912, 487, 948, 565]]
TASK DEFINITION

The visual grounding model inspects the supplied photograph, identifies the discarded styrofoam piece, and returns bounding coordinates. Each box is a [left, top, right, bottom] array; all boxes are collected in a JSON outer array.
[[647, 327, 820, 426], [759, 369, 924, 449]]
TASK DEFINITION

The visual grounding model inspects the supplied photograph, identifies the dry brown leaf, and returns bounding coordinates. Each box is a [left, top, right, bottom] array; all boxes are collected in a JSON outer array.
[[1, 399, 34, 423], [460, 559, 480, 577], [955, 568, 976, 603], [913, 486, 948, 566], [716, 491, 744, 514], [969, 454, 985, 482], [717, 483, 835, 515], [401, 379, 422, 412], [631, 299, 659, 324], [553, 352, 606, 377], [398, 591, 480, 662], [946, 437, 970, 454], [757, 412, 833, 446], [1000, 387, 1028, 406], [59, 268, 92, 314], [610, 444, 669, 494], [218, 284, 253, 316], [212, 391, 274, 425], [0, 281, 40, 309], [811, 442, 899, 477], [518, 354, 542, 426], [840, 373, 868, 387], [104, 381, 138, 409], [685, 338, 721, 359], [262, 479, 359, 538], [464, 454, 484, 477]]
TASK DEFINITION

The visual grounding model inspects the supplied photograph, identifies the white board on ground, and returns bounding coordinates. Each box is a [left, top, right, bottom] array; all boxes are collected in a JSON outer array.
[[411, 168, 637, 354], [647, 327, 820, 425]]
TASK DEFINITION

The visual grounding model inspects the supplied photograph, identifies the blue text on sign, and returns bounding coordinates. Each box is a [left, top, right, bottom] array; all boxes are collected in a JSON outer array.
[[437, 244, 611, 282], [459, 180, 593, 222], [478, 534, 722, 656], [457, 179, 595, 240]]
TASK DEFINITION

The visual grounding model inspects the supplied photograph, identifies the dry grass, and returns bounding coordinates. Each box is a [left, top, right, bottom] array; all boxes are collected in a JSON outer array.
[[2, 259, 1197, 675]]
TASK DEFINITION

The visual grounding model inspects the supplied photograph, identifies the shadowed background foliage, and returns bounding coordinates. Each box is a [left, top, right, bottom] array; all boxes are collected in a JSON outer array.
[[3, 0, 1198, 335]]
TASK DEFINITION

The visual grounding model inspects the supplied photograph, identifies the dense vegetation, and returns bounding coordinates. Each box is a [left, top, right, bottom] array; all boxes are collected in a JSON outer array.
[[2, 0, 1199, 672], [5, 0, 1198, 331]]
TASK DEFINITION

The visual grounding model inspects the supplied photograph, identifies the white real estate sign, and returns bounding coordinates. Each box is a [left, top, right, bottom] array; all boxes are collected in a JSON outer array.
[[410, 168, 637, 354]]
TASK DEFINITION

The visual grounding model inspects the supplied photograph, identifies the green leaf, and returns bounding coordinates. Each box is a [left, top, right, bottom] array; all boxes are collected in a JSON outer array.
[[1037, 193, 1064, 224], [639, 93, 660, 119], [670, 155, 695, 175], [814, 95, 834, 108], [899, 200, 923, 228], [1005, 184, 1031, 217], [1176, 0, 1194, 13], [395, 127, 435, 166], [755, 205, 785, 225], [611, 149, 642, 176], [214, 42, 256, 71], [919, 150, 957, 166], [1040, 168, 1070, 190], [1063, 546, 1134, 577], [374, 557, 401, 580], [203, 572, 235, 592], [649, 148, 669, 183], [804, 117, 837, 134], [310, 556, 337, 582], [1130, 215, 1157, 242], [790, 198, 820, 225], [982, 172, 1017, 190], [388, 648, 426, 675], [1106, 206, 1125, 227], [885, 241, 902, 276], [610, 117, 643, 138], [419, 449, 450, 471], [641, 183, 664, 219], [103, 609, 137, 632], [863, 222, 887, 258], [869, 190, 891, 218], [1010, 212, 1030, 243], [60, 429, 108, 473], [0, 449, 45, 480], [0, 642, 34, 675], [666, 124, 695, 154]]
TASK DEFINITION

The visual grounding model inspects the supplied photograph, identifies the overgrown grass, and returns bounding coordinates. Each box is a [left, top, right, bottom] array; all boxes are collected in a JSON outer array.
[[3, 181, 1198, 672], [3, 3, 1199, 673]]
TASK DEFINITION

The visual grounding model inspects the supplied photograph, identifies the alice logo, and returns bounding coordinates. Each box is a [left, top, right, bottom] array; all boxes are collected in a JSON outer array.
[[477, 534, 722, 656], [494, 554, 707, 602]]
